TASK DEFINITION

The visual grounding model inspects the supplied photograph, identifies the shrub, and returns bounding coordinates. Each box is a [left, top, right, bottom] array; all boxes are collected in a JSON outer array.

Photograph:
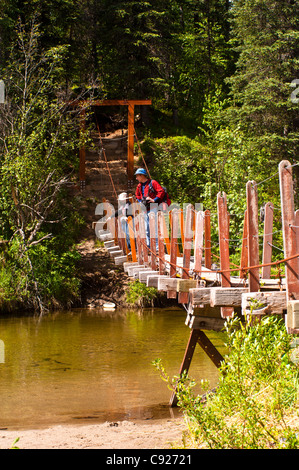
[[126, 280, 160, 308], [154, 315, 299, 449]]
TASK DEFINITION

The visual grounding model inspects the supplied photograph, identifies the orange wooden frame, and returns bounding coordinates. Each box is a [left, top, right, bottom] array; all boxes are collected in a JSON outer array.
[[73, 99, 152, 189]]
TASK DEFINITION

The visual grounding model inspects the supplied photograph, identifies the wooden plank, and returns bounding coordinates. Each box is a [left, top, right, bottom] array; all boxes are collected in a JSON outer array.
[[262, 202, 274, 279], [242, 291, 287, 316], [210, 287, 248, 307], [168, 209, 179, 299], [187, 316, 225, 331], [286, 301, 299, 331], [127, 264, 144, 276], [106, 245, 120, 252], [109, 250, 123, 258], [279, 160, 299, 300], [194, 211, 204, 273], [123, 261, 139, 273], [139, 270, 158, 282], [71, 99, 152, 107], [189, 288, 211, 305], [246, 181, 260, 292], [147, 274, 169, 288], [177, 279, 197, 292], [104, 240, 115, 249], [132, 267, 152, 278], [158, 277, 178, 291], [114, 255, 128, 265], [240, 210, 248, 279], [217, 192, 233, 318], [193, 305, 222, 317], [204, 210, 212, 269], [178, 204, 194, 304]]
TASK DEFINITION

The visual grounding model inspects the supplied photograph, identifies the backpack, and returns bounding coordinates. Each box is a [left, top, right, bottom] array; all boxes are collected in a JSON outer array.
[[149, 180, 171, 207]]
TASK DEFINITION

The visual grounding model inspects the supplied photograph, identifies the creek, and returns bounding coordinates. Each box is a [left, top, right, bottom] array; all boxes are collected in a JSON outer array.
[[0, 307, 227, 429]]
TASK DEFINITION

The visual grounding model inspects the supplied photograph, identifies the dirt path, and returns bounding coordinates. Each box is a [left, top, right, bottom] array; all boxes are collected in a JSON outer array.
[[0, 418, 188, 449], [73, 128, 134, 308]]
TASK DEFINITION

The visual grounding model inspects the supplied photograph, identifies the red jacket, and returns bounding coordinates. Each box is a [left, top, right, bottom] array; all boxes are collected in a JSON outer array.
[[135, 179, 166, 205]]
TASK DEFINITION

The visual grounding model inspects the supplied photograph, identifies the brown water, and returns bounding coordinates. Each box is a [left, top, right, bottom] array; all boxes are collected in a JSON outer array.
[[0, 307, 226, 430]]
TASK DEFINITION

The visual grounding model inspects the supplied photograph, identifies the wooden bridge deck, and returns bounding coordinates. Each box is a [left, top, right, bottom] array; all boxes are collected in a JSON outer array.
[[95, 159, 299, 405]]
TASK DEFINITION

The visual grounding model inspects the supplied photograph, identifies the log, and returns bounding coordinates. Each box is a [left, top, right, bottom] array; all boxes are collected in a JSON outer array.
[[114, 255, 128, 265], [132, 267, 152, 278], [109, 250, 123, 258], [127, 264, 145, 276], [242, 291, 287, 315], [286, 301, 299, 331], [189, 288, 211, 305], [210, 287, 249, 307], [104, 240, 115, 249], [158, 277, 178, 292], [106, 245, 120, 252], [147, 275, 169, 288], [187, 315, 226, 331], [177, 279, 197, 292], [123, 262, 139, 273], [139, 270, 158, 282]]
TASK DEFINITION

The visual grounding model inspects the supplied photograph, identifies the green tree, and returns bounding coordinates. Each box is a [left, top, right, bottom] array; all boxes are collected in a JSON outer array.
[[225, 0, 299, 162], [0, 16, 82, 313]]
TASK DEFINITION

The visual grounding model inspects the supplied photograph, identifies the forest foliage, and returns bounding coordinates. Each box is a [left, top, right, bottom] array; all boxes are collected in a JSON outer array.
[[0, 0, 298, 312]]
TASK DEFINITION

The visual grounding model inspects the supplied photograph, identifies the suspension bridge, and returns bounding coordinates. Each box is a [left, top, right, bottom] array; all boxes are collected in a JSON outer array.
[[94, 159, 299, 405], [71, 100, 299, 405]]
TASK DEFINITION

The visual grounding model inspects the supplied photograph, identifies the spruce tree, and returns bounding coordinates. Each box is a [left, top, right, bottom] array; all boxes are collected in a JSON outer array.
[[226, 0, 299, 162]]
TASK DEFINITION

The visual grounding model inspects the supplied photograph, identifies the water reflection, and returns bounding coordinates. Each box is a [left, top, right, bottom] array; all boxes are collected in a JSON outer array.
[[0, 308, 227, 429]]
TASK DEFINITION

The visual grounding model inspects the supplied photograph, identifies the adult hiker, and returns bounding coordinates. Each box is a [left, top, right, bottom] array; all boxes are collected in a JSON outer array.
[[106, 192, 132, 251], [134, 168, 166, 250]]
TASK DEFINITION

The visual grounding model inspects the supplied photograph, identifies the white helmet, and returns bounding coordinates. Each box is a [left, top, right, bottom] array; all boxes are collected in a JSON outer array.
[[118, 192, 127, 201]]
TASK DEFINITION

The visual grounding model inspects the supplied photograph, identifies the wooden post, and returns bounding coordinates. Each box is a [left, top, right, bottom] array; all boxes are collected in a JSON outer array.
[[117, 218, 126, 253], [127, 216, 137, 262], [217, 192, 233, 318], [127, 102, 135, 190], [139, 212, 149, 266], [180, 209, 185, 251], [149, 211, 157, 271], [204, 210, 212, 269], [240, 210, 248, 280], [135, 214, 143, 265], [194, 210, 204, 274], [262, 202, 274, 279], [170, 329, 224, 407], [295, 210, 299, 255], [246, 181, 260, 292], [162, 213, 171, 255], [178, 204, 194, 304], [79, 108, 86, 189], [158, 211, 166, 275], [279, 160, 299, 300], [168, 209, 179, 299], [170, 329, 200, 407]]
